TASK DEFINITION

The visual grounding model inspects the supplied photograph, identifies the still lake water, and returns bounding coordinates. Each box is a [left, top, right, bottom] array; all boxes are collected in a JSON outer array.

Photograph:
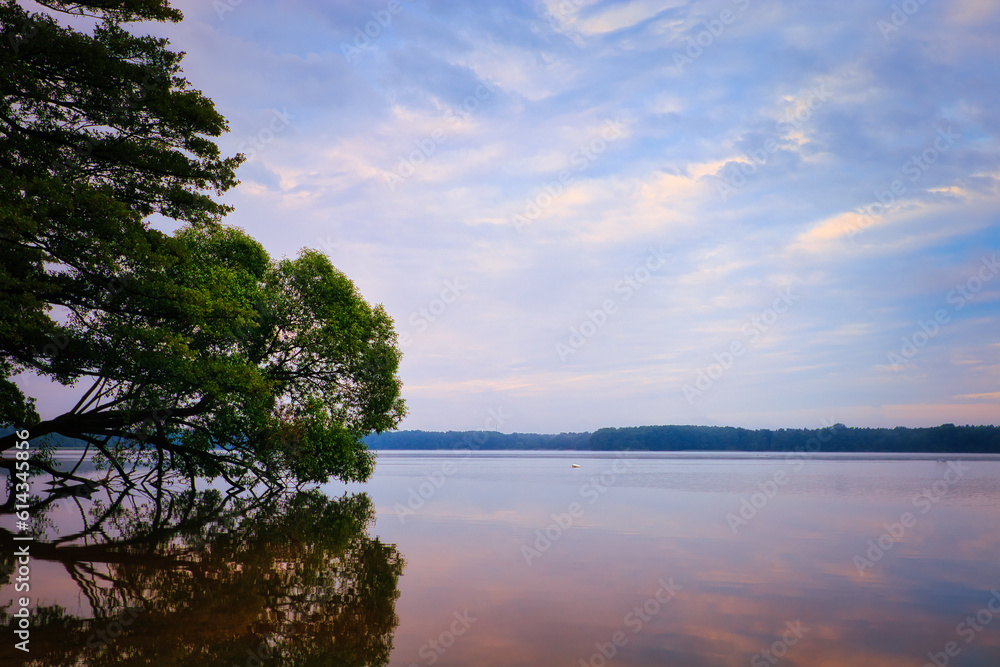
[[334, 451, 1000, 667], [4, 451, 1000, 666]]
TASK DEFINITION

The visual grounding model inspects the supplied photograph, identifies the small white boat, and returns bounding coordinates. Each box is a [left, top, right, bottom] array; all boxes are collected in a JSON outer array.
[[571, 464, 581, 468]]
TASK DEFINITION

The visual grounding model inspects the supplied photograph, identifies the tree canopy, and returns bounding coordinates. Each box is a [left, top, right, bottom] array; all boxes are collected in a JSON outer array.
[[0, 0, 405, 488]]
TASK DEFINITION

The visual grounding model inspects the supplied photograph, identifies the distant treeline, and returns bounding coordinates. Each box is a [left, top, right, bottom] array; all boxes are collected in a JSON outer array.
[[11, 424, 1000, 454], [363, 430, 591, 451], [365, 424, 1000, 454]]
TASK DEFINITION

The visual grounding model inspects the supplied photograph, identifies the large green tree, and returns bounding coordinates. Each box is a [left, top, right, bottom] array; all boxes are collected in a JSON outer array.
[[0, 1, 405, 487]]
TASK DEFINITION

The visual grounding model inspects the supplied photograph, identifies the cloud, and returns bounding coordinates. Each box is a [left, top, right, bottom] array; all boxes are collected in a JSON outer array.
[[573, 0, 687, 36], [29, 0, 996, 432]]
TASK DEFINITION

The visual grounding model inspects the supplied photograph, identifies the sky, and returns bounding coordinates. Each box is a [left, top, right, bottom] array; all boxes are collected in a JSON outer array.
[[53, 0, 1000, 433]]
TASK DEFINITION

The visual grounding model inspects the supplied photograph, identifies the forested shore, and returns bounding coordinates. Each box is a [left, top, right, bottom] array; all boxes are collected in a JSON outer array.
[[362, 423, 1000, 454], [23, 423, 1000, 454]]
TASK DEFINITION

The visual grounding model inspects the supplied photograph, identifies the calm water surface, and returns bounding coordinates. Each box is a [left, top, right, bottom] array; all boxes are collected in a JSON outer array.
[[332, 451, 1000, 667], [3, 451, 1000, 666]]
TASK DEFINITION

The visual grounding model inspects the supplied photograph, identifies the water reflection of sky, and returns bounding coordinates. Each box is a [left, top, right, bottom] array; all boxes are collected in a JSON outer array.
[[326, 452, 1000, 667]]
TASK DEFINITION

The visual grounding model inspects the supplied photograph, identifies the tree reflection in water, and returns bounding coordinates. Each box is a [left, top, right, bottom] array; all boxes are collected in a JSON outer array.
[[0, 482, 403, 666]]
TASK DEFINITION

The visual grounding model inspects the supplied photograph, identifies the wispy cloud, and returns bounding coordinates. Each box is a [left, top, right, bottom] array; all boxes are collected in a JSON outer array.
[[108, 0, 1000, 432]]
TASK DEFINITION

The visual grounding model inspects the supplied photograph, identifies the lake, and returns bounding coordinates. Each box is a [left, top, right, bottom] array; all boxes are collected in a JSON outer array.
[[336, 451, 1000, 667], [4, 451, 1000, 666]]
